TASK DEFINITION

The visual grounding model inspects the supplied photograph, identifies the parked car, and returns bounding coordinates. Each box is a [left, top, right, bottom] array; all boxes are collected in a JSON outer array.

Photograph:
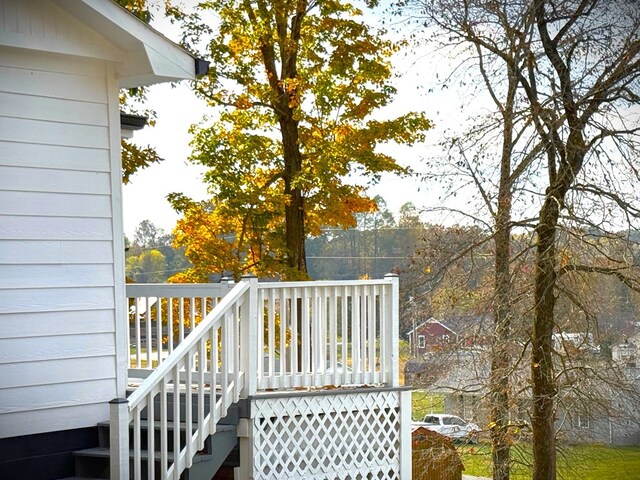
[[414, 414, 481, 443]]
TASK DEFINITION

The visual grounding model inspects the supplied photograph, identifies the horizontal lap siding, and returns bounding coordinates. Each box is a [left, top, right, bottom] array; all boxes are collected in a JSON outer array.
[[0, 378, 116, 414], [0, 333, 116, 367], [0, 47, 119, 438], [1, 309, 115, 339], [0, 216, 113, 240], [0, 165, 111, 194], [0, 356, 116, 390], [0, 240, 113, 264], [0, 264, 115, 289], [0, 287, 115, 314], [0, 403, 111, 439], [0, 191, 112, 217]]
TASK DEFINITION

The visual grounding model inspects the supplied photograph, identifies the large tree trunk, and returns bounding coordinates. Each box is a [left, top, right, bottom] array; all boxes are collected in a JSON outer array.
[[255, 2, 309, 279], [531, 193, 560, 480], [280, 115, 307, 278], [530, 3, 588, 476]]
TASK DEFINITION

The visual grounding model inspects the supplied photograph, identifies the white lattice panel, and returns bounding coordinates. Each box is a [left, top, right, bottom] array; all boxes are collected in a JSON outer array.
[[251, 391, 402, 479]]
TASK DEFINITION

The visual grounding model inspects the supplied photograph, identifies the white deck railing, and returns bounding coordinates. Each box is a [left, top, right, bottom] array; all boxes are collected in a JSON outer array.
[[257, 279, 399, 389], [126, 282, 235, 372], [113, 274, 398, 480]]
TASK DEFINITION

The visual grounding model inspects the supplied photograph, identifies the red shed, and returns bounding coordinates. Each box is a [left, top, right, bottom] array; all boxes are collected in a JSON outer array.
[[408, 318, 458, 356]]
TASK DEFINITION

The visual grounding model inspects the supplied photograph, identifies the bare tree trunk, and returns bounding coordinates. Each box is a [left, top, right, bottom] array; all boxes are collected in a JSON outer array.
[[491, 213, 512, 480], [530, 2, 590, 475], [489, 58, 519, 480], [531, 195, 560, 480]]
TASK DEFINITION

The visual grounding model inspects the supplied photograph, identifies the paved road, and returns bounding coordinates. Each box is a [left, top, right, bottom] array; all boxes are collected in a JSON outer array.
[[463, 475, 491, 480]]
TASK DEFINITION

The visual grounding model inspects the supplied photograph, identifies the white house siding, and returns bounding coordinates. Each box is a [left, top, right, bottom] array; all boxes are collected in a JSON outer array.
[[0, 42, 120, 438]]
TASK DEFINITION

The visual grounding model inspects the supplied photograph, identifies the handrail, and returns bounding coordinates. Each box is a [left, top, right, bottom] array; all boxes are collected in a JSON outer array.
[[259, 279, 396, 288], [126, 282, 235, 297], [112, 279, 255, 480]]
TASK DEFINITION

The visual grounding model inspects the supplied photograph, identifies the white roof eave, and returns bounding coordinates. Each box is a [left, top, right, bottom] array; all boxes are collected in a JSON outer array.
[[53, 0, 197, 87]]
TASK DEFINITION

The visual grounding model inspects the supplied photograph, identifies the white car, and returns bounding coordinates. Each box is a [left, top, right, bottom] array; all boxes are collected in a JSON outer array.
[[415, 414, 481, 443]]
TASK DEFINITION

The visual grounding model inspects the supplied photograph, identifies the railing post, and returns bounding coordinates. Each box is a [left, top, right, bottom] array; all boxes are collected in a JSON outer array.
[[109, 397, 129, 480], [384, 273, 400, 387], [240, 275, 258, 397], [399, 389, 413, 479], [221, 277, 236, 309]]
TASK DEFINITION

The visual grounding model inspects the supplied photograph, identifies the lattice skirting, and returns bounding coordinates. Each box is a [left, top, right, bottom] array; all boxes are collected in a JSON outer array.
[[249, 390, 409, 479]]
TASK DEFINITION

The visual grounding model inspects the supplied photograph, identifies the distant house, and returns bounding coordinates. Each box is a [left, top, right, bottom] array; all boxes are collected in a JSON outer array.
[[556, 366, 640, 446], [424, 350, 492, 423], [552, 332, 599, 355], [411, 347, 640, 446], [613, 330, 640, 365], [408, 318, 458, 356]]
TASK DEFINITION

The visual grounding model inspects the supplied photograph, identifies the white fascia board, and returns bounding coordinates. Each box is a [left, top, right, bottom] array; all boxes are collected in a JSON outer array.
[[118, 42, 195, 88], [54, 0, 196, 87]]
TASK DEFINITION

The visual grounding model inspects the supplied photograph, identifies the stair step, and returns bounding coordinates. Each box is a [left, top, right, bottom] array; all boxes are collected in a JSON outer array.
[[74, 447, 175, 462], [67, 396, 240, 478], [74, 446, 217, 463], [96, 420, 236, 449], [97, 419, 236, 433]]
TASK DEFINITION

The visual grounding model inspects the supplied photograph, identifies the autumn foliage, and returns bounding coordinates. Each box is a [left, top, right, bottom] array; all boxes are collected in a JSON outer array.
[[169, 0, 431, 280]]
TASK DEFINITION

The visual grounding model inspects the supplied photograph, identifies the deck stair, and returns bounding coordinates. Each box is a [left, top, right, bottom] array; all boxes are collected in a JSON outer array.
[[56, 390, 240, 480]]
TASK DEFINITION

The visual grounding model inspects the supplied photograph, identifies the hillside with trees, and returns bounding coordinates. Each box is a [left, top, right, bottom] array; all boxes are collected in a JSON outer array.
[[125, 220, 190, 283]]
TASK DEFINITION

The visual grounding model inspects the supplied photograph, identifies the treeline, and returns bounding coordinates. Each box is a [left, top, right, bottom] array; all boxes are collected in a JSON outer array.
[[125, 220, 190, 283], [125, 210, 640, 346], [401, 224, 640, 346], [124, 199, 423, 283], [307, 199, 424, 280]]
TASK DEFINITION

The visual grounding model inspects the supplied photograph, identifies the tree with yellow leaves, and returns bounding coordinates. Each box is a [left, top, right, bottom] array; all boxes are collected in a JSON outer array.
[[169, 0, 431, 280]]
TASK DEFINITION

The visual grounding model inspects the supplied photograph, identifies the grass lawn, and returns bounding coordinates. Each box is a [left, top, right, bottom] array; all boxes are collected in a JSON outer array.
[[411, 389, 445, 420], [458, 442, 640, 480]]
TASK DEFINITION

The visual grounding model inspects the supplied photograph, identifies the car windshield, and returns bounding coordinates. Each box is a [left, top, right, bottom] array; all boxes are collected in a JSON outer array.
[[442, 416, 466, 426], [422, 416, 439, 424]]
